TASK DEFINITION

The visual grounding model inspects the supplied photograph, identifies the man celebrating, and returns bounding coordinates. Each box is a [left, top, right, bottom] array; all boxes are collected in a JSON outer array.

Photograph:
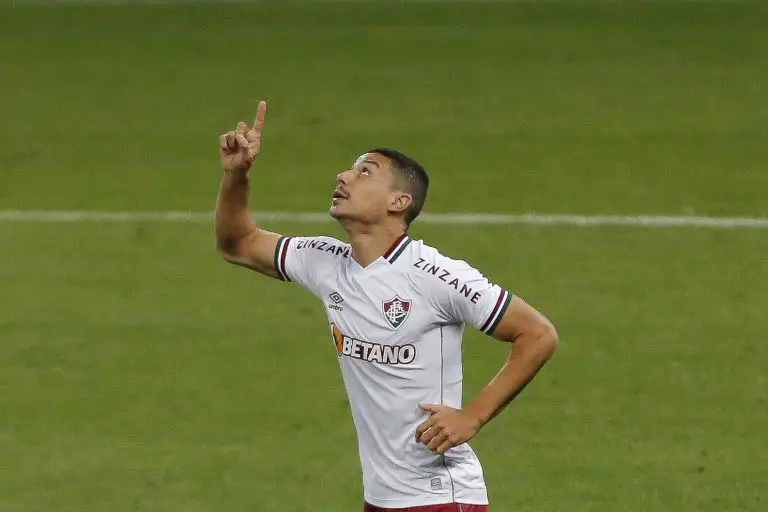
[[215, 101, 559, 512]]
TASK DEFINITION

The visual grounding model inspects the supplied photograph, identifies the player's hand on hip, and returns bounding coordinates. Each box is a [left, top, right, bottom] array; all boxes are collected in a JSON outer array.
[[415, 404, 482, 455], [219, 100, 267, 174]]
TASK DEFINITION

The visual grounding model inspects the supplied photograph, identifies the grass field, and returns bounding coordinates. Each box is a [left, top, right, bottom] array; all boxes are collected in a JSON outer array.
[[1, 2, 767, 511]]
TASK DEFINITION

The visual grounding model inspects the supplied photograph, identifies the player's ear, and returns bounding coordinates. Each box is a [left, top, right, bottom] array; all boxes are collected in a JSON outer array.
[[388, 191, 413, 215]]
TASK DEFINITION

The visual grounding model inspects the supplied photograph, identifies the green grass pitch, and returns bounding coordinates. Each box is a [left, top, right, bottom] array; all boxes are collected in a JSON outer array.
[[1, 2, 767, 511]]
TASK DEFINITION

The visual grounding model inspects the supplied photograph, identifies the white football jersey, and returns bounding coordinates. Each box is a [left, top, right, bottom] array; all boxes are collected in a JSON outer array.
[[274, 232, 512, 508]]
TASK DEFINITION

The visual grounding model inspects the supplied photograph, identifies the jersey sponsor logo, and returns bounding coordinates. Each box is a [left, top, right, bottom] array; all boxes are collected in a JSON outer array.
[[295, 238, 350, 258], [330, 324, 416, 365], [413, 257, 482, 304], [382, 296, 411, 329]]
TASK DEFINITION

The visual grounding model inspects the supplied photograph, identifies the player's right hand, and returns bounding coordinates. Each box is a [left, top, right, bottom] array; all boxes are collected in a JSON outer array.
[[219, 100, 267, 174]]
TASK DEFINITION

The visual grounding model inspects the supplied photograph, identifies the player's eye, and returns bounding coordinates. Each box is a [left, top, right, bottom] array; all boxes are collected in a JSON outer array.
[[360, 167, 371, 176]]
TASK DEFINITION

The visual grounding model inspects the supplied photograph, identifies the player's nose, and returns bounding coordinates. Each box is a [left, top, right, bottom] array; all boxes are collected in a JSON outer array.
[[337, 169, 352, 184]]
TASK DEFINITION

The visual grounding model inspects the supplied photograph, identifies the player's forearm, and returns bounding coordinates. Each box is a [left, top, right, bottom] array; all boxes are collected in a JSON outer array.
[[464, 326, 558, 428], [215, 170, 260, 254]]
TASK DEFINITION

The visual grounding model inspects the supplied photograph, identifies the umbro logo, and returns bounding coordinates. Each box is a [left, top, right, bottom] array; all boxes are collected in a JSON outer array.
[[328, 292, 344, 311]]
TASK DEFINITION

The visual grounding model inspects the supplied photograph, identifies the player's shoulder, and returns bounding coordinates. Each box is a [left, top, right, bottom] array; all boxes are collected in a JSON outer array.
[[277, 235, 349, 281], [403, 239, 486, 300], [285, 234, 351, 260], [406, 239, 477, 275]]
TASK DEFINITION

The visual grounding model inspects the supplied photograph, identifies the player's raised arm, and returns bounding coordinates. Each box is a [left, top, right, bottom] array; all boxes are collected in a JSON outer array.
[[215, 101, 282, 278]]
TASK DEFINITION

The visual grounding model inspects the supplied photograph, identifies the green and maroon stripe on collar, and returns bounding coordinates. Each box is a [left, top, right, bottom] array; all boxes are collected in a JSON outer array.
[[383, 232, 411, 264]]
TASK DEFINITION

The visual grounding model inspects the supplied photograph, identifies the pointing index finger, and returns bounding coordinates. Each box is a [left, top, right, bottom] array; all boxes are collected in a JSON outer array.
[[252, 100, 267, 134]]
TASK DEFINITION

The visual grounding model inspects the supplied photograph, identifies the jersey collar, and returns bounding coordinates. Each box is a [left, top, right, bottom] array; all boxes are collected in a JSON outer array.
[[382, 231, 411, 264]]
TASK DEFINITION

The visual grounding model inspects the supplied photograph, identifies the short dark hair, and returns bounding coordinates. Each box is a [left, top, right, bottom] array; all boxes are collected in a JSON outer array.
[[368, 148, 429, 227]]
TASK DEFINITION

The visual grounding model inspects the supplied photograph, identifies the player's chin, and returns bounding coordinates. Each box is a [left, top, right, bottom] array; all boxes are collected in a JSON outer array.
[[329, 203, 351, 220]]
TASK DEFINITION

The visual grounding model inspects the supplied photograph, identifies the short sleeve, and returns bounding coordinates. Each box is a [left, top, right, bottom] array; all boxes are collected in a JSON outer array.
[[273, 235, 349, 297], [428, 256, 514, 335]]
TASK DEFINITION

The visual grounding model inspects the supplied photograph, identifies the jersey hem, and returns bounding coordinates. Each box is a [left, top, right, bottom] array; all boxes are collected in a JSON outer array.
[[363, 493, 489, 508]]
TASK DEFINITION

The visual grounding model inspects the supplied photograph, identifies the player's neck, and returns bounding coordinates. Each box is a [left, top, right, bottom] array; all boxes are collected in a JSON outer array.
[[344, 223, 408, 268]]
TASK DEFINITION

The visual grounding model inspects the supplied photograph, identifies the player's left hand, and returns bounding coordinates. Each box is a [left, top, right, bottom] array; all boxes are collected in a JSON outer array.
[[415, 404, 482, 455]]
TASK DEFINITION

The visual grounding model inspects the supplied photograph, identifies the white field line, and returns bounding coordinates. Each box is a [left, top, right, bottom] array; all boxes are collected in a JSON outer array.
[[10, 0, 748, 4], [0, 210, 767, 229]]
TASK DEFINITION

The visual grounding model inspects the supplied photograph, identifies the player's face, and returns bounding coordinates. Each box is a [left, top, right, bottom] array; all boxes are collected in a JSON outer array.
[[330, 153, 399, 225]]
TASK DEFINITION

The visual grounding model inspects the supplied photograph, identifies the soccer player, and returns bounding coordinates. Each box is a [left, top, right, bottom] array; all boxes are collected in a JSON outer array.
[[215, 101, 559, 512]]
